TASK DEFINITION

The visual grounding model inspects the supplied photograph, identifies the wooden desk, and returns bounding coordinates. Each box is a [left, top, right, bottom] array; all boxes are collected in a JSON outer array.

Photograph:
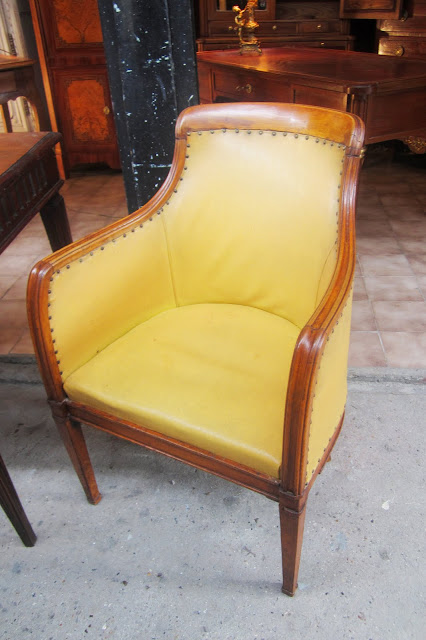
[[0, 132, 72, 253], [0, 131, 72, 548], [0, 54, 48, 132], [197, 48, 426, 149]]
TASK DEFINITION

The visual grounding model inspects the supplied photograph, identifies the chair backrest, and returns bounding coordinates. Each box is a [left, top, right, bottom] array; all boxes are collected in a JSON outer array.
[[162, 103, 363, 329]]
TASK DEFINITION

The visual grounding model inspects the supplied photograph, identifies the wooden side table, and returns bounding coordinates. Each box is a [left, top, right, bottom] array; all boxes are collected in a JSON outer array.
[[0, 131, 73, 546], [0, 131, 72, 253]]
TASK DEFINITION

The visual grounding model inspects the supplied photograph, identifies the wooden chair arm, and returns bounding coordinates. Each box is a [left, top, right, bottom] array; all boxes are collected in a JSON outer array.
[[26, 140, 188, 401], [280, 151, 360, 497]]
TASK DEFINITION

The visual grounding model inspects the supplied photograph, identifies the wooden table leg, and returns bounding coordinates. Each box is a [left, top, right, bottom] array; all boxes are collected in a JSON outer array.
[[40, 192, 73, 252], [0, 453, 36, 547]]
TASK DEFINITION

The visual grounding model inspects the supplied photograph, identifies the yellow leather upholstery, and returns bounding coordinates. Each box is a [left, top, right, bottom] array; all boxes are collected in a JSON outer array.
[[49, 131, 345, 385], [64, 303, 300, 477], [48, 219, 175, 380], [164, 131, 345, 327], [305, 291, 354, 484], [41, 105, 358, 483]]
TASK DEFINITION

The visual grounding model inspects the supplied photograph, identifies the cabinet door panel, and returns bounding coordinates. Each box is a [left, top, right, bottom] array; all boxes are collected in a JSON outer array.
[[339, 0, 403, 20], [53, 71, 120, 168], [50, 0, 103, 47], [31, 0, 120, 170]]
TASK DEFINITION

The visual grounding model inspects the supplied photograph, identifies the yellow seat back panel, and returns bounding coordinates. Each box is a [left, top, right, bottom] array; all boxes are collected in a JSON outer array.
[[64, 303, 301, 478], [48, 220, 176, 381], [163, 130, 345, 328]]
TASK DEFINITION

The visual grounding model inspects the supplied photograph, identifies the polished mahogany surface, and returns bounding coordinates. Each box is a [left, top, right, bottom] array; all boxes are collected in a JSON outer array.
[[197, 47, 426, 91]]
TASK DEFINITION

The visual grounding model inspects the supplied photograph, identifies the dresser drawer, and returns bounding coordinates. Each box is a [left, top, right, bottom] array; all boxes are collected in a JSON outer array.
[[259, 22, 298, 35], [208, 21, 239, 36], [378, 18, 426, 35], [300, 20, 342, 34], [212, 68, 292, 102], [208, 20, 297, 36], [378, 36, 426, 58], [197, 35, 354, 53]]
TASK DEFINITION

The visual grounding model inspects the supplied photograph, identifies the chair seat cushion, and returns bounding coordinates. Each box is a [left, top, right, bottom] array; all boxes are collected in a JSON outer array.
[[64, 304, 300, 478]]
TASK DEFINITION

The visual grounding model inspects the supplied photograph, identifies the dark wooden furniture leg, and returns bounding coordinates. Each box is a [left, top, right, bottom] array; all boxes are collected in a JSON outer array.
[[40, 192, 73, 252], [0, 453, 36, 546], [279, 494, 308, 596], [50, 403, 101, 505]]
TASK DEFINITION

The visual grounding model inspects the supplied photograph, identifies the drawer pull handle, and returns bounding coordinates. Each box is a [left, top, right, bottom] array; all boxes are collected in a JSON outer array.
[[228, 25, 237, 32], [103, 106, 110, 115], [317, 24, 323, 29], [272, 24, 277, 31], [235, 83, 253, 94], [395, 45, 404, 56]]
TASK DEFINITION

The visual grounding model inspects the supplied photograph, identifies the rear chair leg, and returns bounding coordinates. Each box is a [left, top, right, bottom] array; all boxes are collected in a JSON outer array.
[[279, 496, 307, 596], [50, 403, 101, 505]]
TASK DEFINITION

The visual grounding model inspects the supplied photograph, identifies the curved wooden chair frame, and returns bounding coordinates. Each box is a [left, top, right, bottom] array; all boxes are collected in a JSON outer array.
[[27, 103, 364, 595]]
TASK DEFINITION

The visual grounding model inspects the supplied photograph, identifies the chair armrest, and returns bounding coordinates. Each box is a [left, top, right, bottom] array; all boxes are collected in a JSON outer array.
[[304, 290, 353, 484], [281, 151, 360, 497], [27, 175, 186, 400], [281, 275, 354, 496]]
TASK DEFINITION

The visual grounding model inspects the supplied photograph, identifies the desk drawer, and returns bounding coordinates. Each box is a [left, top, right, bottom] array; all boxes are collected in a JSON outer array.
[[212, 69, 291, 102]]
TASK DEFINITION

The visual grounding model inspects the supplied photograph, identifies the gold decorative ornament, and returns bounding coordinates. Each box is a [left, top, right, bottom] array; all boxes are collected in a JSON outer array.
[[403, 135, 426, 154], [233, 0, 262, 55]]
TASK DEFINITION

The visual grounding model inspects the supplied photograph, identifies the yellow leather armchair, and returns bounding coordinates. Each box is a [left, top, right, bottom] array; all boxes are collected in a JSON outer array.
[[27, 103, 364, 595]]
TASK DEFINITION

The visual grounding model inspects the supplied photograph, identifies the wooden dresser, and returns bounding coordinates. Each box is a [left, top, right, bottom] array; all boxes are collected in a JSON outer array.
[[197, 1, 354, 51], [29, 0, 120, 172], [378, 1, 426, 60]]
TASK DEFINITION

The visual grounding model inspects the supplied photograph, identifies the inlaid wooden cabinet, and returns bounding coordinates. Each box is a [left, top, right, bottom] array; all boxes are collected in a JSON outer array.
[[197, 0, 354, 51], [30, 0, 120, 171]]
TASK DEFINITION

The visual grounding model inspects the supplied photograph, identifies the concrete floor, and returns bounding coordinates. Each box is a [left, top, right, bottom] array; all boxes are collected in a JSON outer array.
[[0, 361, 425, 640]]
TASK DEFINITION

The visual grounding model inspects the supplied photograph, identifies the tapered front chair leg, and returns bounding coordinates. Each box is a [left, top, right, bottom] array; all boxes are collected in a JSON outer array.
[[279, 496, 307, 596], [50, 404, 101, 505]]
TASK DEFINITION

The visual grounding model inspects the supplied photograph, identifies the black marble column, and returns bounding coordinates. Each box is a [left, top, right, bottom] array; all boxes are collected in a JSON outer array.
[[97, 0, 199, 212]]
